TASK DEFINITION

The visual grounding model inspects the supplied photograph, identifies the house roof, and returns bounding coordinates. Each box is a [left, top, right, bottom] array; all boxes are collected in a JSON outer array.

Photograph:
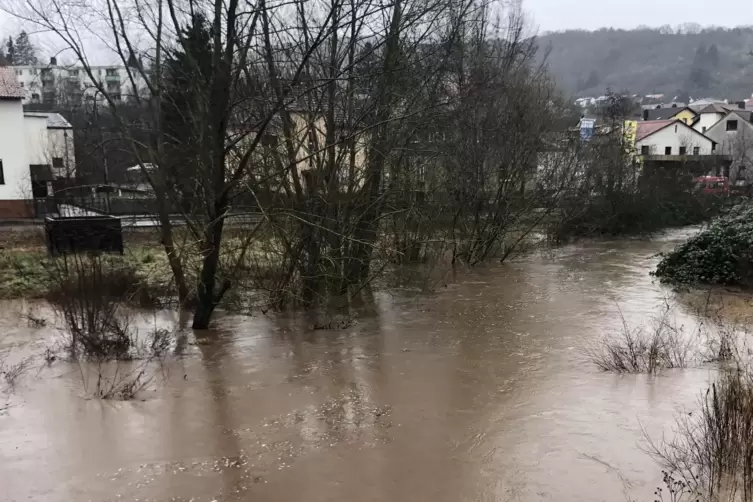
[[732, 110, 753, 122], [636, 120, 675, 141], [690, 98, 726, 106], [0, 68, 25, 99], [644, 107, 694, 121], [698, 103, 732, 115], [24, 112, 73, 129], [636, 119, 717, 144]]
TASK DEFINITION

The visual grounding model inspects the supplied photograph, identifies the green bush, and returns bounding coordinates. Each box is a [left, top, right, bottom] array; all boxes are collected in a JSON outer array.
[[655, 202, 753, 286]]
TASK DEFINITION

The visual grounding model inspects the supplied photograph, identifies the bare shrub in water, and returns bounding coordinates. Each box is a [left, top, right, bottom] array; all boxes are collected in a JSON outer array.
[[645, 365, 753, 502], [47, 253, 141, 360], [47, 253, 174, 399], [586, 304, 692, 374], [0, 344, 33, 412]]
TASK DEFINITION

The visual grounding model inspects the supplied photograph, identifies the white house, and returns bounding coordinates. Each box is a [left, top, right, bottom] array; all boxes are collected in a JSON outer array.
[[11, 57, 149, 105], [691, 104, 731, 134], [0, 68, 34, 217], [24, 112, 75, 178], [0, 69, 78, 218], [705, 111, 753, 183], [636, 119, 716, 156]]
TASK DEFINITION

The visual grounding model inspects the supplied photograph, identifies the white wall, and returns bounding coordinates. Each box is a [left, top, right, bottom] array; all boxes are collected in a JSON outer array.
[[48, 128, 75, 178], [0, 100, 31, 200], [24, 115, 49, 165], [693, 112, 725, 134], [636, 123, 715, 155], [706, 114, 753, 183]]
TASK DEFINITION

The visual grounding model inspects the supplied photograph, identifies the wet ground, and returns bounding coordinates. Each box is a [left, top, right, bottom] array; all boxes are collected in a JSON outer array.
[[0, 227, 735, 501]]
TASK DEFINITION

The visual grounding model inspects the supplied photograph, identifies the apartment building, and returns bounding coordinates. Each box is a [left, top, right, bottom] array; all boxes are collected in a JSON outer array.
[[10, 57, 149, 105]]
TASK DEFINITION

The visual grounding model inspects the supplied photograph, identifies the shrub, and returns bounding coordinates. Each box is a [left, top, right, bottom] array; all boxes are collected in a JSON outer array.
[[645, 365, 753, 501], [655, 203, 753, 287], [586, 303, 692, 374]]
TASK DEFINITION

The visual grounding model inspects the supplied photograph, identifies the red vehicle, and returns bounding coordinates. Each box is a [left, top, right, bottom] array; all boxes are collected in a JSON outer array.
[[695, 176, 729, 195]]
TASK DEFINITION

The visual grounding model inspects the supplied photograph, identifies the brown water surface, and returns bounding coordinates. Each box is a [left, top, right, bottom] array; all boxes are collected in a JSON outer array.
[[0, 228, 725, 501]]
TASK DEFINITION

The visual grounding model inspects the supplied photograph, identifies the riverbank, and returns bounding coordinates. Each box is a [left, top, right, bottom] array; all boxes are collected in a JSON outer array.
[[0, 226, 737, 502]]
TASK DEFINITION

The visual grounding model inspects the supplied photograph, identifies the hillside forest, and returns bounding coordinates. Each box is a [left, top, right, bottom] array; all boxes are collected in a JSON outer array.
[[539, 25, 753, 100]]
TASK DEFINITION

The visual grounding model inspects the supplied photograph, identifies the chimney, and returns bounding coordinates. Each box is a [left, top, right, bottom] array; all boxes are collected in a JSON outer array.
[[643, 109, 649, 121], [49, 56, 57, 66]]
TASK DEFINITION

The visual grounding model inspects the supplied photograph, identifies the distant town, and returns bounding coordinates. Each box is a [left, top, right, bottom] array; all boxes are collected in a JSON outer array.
[[575, 93, 753, 192]]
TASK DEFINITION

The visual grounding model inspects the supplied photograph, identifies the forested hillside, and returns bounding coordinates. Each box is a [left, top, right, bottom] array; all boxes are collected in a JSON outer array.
[[539, 26, 753, 100]]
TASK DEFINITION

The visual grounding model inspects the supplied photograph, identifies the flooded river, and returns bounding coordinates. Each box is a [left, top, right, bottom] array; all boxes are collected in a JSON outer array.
[[0, 228, 730, 501]]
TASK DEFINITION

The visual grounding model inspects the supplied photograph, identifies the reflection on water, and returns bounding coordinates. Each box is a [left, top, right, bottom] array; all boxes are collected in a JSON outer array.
[[0, 227, 727, 501]]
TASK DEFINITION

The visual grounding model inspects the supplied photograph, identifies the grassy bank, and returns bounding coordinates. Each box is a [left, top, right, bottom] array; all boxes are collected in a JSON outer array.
[[0, 246, 171, 300]]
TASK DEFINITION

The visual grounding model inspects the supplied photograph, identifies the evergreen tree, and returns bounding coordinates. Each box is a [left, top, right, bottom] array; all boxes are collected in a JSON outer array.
[[6, 37, 14, 65], [161, 14, 214, 207], [14, 32, 38, 65]]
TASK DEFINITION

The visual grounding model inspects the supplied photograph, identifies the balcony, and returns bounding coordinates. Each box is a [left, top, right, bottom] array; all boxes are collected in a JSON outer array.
[[105, 74, 120, 82], [40, 72, 54, 82]]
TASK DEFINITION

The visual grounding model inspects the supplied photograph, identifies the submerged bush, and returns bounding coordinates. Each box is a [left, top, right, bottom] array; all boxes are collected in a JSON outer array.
[[647, 365, 753, 502], [586, 304, 692, 374], [655, 203, 753, 287]]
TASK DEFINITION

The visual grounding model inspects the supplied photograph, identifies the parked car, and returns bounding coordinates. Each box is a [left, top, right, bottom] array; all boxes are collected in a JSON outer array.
[[695, 176, 729, 195]]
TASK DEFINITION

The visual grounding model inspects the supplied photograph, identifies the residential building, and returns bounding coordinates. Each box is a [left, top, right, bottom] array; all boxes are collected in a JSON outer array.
[[23, 113, 75, 178], [641, 101, 686, 111], [635, 119, 716, 157], [0, 68, 35, 217], [0, 69, 77, 218], [10, 57, 149, 105], [692, 104, 730, 134], [705, 111, 753, 183]]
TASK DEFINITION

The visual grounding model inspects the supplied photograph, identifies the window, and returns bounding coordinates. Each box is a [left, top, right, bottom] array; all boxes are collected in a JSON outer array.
[[0, 160, 4, 185], [679, 146, 687, 155], [19, 82, 24, 88], [665, 146, 672, 155], [727, 120, 738, 131], [52, 157, 64, 168], [640, 145, 650, 155], [68, 69, 79, 77], [106, 68, 118, 76], [693, 147, 700, 155], [31, 93, 39, 100]]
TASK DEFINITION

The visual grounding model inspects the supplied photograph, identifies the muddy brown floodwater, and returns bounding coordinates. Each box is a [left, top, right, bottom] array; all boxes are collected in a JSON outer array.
[[0, 227, 730, 502]]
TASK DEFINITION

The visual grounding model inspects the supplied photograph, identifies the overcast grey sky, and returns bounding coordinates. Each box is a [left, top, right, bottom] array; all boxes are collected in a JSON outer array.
[[525, 0, 753, 32]]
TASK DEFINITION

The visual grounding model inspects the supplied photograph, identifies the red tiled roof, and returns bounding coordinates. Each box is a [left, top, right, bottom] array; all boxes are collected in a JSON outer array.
[[0, 67, 25, 99], [636, 119, 675, 141]]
